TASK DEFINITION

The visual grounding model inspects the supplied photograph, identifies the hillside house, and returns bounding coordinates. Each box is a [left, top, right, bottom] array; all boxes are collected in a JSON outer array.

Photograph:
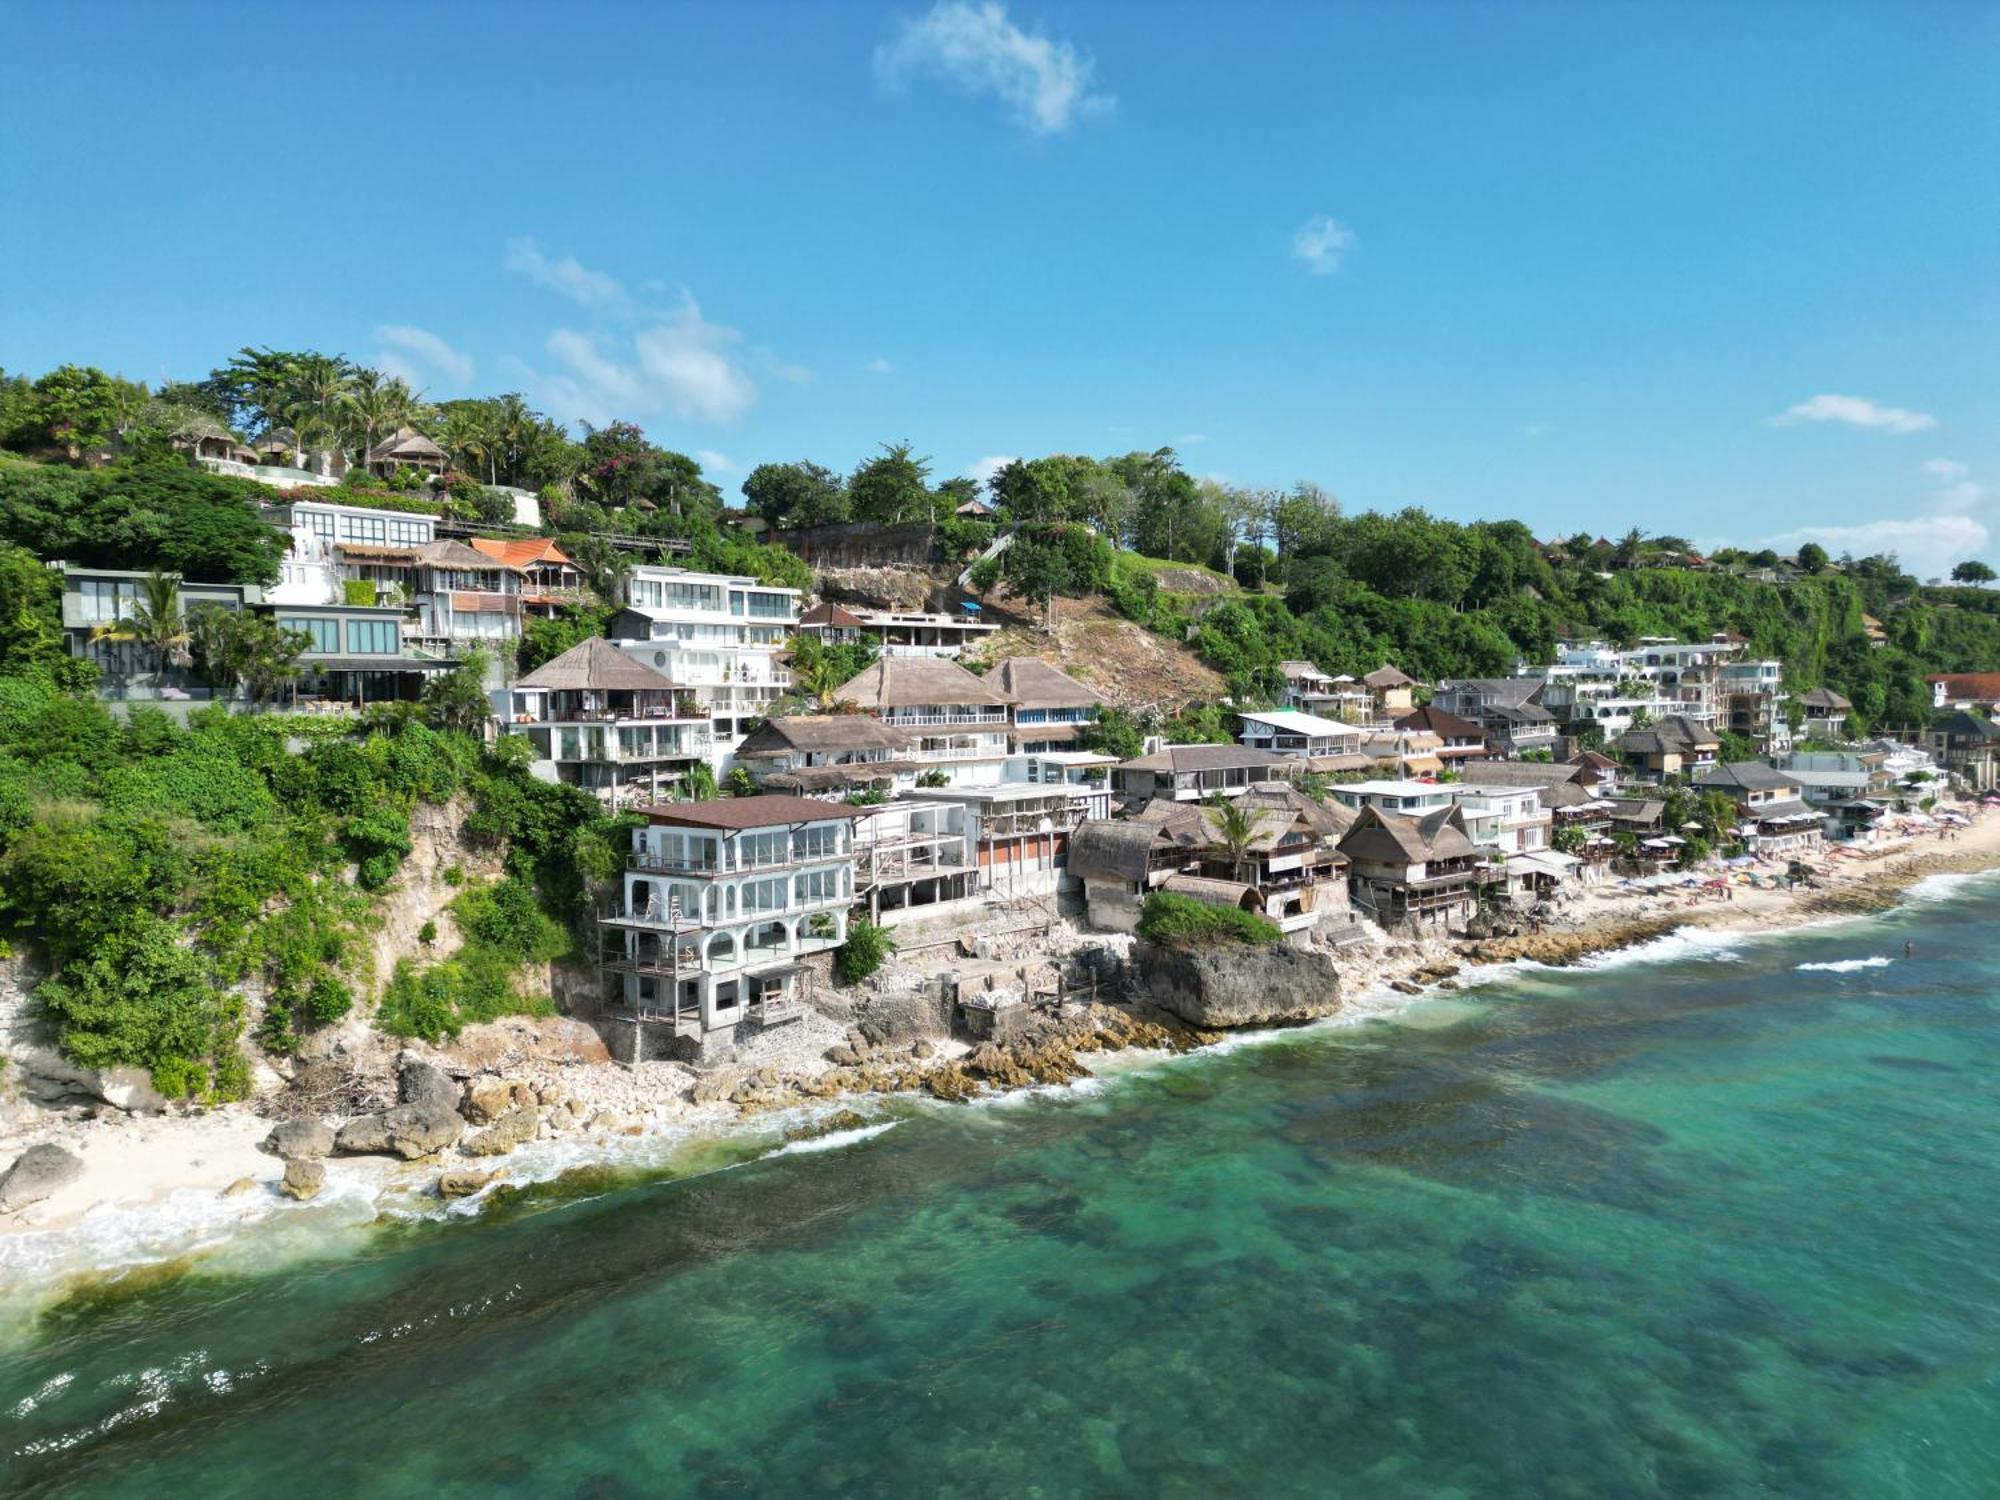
[[851, 799, 976, 922], [1236, 708, 1366, 760], [1691, 761, 1825, 857], [833, 656, 1012, 785], [990, 656, 1104, 753], [1612, 715, 1721, 783], [599, 796, 857, 1051], [1392, 705, 1491, 764], [1796, 688, 1853, 741], [730, 714, 919, 797], [507, 637, 709, 805], [365, 426, 448, 479], [609, 566, 800, 756], [1337, 805, 1486, 929], [1921, 710, 2000, 790], [1362, 665, 1418, 723], [1277, 661, 1371, 721], [1110, 744, 1291, 802], [470, 537, 585, 617]]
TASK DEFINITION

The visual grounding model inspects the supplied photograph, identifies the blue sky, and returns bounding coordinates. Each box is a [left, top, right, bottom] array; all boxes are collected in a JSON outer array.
[[2, 1, 1995, 575]]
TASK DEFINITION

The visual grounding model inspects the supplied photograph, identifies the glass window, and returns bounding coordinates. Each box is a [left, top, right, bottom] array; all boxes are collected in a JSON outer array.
[[307, 511, 337, 543], [388, 519, 430, 546], [340, 515, 387, 544], [279, 617, 341, 654], [345, 619, 397, 654]]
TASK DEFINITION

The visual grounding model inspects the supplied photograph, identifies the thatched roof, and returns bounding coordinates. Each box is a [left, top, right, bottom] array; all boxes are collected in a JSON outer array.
[[1235, 781, 1355, 839], [417, 539, 514, 571], [1693, 761, 1800, 794], [1459, 760, 1582, 788], [1799, 687, 1852, 711], [734, 715, 913, 758], [517, 637, 678, 692], [1159, 874, 1260, 910], [367, 426, 448, 463], [1363, 665, 1416, 689], [989, 656, 1103, 710], [1337, 804, 1477, 865], [835, 655, 1010, 709], [1068, 819, 1169, 883]]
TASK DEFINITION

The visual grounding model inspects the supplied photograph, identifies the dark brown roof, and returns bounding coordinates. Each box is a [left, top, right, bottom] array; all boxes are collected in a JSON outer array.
[[1394, 704, 1486, 740], [636, 794, 858, 829], [799, 601, 866, 629], [1337, 804, 1478, 864]]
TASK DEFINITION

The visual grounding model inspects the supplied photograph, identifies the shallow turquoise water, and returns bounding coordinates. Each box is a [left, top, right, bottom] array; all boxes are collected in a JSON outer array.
[[7, 880, 2000, 1497]]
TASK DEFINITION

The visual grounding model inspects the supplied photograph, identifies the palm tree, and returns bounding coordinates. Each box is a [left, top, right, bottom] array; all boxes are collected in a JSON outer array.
[[343, 369, 416, 465], [92, 570, 188, 681], [1206, 793, 1257, 885]]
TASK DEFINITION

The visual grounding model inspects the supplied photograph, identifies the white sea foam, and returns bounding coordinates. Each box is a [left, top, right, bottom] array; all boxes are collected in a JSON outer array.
[[768, 1121, 900, 1157], [1795, 955, 1895, 974]]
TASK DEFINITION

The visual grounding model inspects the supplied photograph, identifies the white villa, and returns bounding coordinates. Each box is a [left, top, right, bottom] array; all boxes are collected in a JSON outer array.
[[608, 565, 800, 760], [797, 602, 999, 659], [506, 638, 710, 806], [833, 656, 1013, 785], [1235, 708, 1365, 760], [600, 795, 857, 1051]]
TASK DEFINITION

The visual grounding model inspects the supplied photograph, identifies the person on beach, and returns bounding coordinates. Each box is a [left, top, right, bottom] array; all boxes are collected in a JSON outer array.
[[1905, 940, 1916, 959]]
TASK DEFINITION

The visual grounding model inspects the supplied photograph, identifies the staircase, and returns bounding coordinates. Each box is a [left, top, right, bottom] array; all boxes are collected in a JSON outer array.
[[956, 526, 1019, 590]]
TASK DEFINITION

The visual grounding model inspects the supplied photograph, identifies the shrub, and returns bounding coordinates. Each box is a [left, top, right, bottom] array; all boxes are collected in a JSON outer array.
[[835, 917, 897, 984], [343, 578, 378, 607], [1137, 890, 1281, 949]]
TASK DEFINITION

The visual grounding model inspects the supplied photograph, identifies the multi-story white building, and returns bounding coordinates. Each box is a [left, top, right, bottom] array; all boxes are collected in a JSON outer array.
[[832, 656, 1013, 785], [1276, 660, 1373, 722], [1235, 709, 1366, 759], [797, 602, 999, 659], [608, 566, 800, 761], [599, 795, 856, 1051], [1446, 783, 1551, 857], [1325, 779, 1457, 818]]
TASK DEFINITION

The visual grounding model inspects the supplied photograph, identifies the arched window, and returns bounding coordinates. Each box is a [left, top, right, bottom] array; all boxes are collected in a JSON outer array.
[[708, 932, 737, 966]]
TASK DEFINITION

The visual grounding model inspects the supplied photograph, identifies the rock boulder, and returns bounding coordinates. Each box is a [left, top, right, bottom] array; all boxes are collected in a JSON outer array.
[[1136, 941, 1340, 1029], [460, 1106, 537, 1157], [459, 1077, 515, 1125], [260, 1118, 335, 1161], [280, 1158, 325, 1201], [334, 1100, 466, 1159], [0, 1144, 83, 1213], [397, 1057, 458, 1110]]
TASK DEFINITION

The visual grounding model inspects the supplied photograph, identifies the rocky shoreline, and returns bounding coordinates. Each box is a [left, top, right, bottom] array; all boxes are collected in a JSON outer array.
[[2, 824, 1997, 1283]]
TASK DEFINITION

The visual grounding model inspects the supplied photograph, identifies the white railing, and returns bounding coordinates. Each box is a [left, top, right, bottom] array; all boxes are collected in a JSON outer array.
[[888, 711, 1008, 727]]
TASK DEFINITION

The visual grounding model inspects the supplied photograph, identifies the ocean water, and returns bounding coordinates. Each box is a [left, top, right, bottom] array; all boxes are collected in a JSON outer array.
[[7, 879, 2000, 1497]]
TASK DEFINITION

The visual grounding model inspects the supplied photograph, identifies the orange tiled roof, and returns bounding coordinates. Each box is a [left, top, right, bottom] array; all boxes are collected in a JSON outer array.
[[470, 536, 574, 569]]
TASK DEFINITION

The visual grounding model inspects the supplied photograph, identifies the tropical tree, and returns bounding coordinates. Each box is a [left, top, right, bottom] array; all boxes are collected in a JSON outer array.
[[27, 365, 141, 463], [421, 649, 493, 734], [343, 368, 418, 462], [1205, 793, 1257, 885], [187, 604, 310, 703], [91, 569, 188, 678], [1951, 560, 1997, 586], [742, 460, 849, 529], [848, 442, 933, 525]]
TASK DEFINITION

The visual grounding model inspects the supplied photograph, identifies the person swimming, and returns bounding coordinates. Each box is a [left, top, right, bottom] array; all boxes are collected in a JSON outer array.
[[1905, 940, 1916, 959]]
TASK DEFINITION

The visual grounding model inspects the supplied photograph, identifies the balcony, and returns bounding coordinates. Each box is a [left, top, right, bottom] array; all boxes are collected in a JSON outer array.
[[885, 710, 1008, 728]]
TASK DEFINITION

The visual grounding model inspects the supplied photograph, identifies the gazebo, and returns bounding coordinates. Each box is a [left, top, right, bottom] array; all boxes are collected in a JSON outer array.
[[366, 425, 450, 479]]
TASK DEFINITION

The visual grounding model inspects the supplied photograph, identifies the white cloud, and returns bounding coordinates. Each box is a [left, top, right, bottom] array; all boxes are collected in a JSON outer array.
[[696, 449, 733, 474], [372, 324, 473, 387], [1291, 215, 1356, 275], [877, 2, 1112, 136], [864, 357, 895, 375], [1766, 516, 1987, 583], [529, 298, 758, 428], [504, 236, 629, 308], [1173, 432, 1209, 446], [970, 454, 1018, 487], [1768, 393, 1937, 435], [1758, 459, 1998, 581]]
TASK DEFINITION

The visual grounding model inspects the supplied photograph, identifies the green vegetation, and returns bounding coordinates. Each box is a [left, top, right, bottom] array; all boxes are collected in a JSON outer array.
[[375, 877, 571, 1041], [0, 559, 623, 1095], [1137, 890, 1283, 949], [835, 917, 897, 984], [0, 460, 288, 584]]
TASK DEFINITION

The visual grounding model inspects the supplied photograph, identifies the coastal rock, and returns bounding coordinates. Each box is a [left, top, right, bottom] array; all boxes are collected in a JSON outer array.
[[461, 1106, 537, 1157], [221, 1176, 262, 1198], [397, 1057, 458, 1110], [260, 1118, 335, 1161], [334, 1100, 466, 1160], [460, 1077, 515, 1125], [1136, 941, 1341, 1029], [437, 1167, 507, 1199], [912, 1039, 936, 1060], [824, 1044, 862, 1068], [280, 1158, 325, 1201], [0, 1143, 83, 1212]]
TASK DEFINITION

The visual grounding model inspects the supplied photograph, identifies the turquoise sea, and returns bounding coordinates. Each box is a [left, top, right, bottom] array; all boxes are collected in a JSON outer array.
[[7, 877, 2000, 1497]]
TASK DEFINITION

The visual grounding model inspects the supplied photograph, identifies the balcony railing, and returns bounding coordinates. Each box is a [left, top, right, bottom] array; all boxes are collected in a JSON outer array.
[[886, 710, 1008, 727]]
